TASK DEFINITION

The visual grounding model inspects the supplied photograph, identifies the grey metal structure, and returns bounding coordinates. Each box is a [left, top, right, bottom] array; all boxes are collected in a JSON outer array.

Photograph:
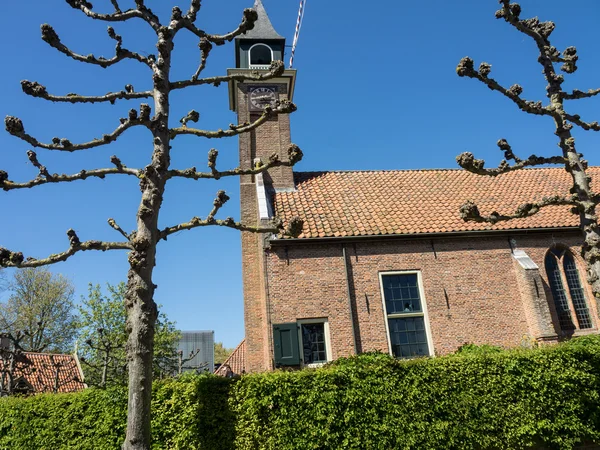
[[176, 331, 214, 373]]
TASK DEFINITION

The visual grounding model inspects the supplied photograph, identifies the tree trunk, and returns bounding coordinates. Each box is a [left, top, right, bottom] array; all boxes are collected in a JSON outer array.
[[101, 349, 109, 389], [123, 28, 172, 450]]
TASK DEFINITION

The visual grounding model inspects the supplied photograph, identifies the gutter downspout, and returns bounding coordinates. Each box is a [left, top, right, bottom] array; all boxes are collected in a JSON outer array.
[[343, 246, 358, 355]]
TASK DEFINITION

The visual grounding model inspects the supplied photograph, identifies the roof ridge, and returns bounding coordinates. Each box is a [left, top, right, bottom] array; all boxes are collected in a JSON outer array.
[[24, 351, 75, 357], [295, 166, 600, 175]]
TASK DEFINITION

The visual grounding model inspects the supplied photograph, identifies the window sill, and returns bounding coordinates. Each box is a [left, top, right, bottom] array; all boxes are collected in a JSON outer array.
[[569, 328, 598, 337], [303, 362, 328, 368]]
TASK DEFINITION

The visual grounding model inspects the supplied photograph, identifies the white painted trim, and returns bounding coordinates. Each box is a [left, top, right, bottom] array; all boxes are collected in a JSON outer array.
[[297, 318, 332, 367], [513, 249, 539, 270], [254, 163, 272, 219], [249, 43, 274, 68], [378, 270, 435, 357]]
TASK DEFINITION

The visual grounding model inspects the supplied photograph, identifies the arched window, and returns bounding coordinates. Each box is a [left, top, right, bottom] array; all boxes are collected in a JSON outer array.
[[545, 247, 593, 332], [249, 44, 273, 67]]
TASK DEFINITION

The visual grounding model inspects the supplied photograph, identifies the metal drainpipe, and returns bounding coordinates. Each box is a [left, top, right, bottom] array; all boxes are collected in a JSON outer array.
[[343, 246, 358, 355], [263, 239, 274, 370]]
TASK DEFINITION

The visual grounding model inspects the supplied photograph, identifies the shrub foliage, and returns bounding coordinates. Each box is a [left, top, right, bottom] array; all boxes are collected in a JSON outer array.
[[1, 337, 599, 449]]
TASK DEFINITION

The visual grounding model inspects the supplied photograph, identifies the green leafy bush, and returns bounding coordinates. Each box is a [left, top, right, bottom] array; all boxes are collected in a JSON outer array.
[[455, 342, 504, 355], [0, 376, 235, 450], [1, 342, 599, 449], [232, 345, 600, 449]]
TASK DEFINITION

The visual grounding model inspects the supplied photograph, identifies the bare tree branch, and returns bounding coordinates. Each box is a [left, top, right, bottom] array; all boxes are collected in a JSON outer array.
[[456, 58, 553, 118], [41, 24, 153, 69], [563, 113, 600, 132], [0, 231, 132, 268], [5, 109, 150, 152], [562, 88, 600, 101], [170, 101, 296, 140], [178, 7, 257, 45], [456, 138, 566, 176], [192, 38, 212, 81], [110, 0, 121, 13], [107, 218, 131, 241], [459, 195, 576, 224], [159, 191, 304, 240], [1, 155, 139, 191], [170, 60, 285, 91], [21, 80, 153, 105], [66, 0, 161, 31], [159, 215, 304, 241], [167, 144, 303, 181], [186, 0, 201, 23], [179, 110, 200, 128]]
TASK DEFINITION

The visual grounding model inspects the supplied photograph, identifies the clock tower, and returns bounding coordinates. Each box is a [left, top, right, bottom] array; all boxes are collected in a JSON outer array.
[[229, 0, 297, 372], [228, 0, 297, 192]]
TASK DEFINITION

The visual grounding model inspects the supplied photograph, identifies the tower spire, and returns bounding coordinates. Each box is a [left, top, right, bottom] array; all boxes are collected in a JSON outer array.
[[238, 0, 284, 40]]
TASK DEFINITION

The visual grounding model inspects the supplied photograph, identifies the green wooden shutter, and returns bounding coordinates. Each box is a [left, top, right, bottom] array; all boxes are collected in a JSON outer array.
[[273, 323, 300, 366]]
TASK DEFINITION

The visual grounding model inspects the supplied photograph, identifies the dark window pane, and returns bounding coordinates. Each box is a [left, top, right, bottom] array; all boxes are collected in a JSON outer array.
[[545, 253, 575, 331], [250, 45, 272, 65], [301, 323, 327, 364], [563, 254, 593, 329], [382, 274, 422, 314], [389, 317, 429, 359]]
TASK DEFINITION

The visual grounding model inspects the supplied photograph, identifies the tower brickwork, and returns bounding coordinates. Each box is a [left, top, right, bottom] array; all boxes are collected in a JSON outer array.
[[230, 0, 296, 371]]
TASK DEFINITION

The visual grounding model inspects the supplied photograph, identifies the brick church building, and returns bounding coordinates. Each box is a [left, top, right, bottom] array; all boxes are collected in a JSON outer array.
[[227, 1, 599, 373]]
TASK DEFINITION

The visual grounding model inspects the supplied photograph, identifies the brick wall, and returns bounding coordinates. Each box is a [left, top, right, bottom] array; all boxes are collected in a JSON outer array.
[[237, 81, 294, 371], [243, 231, 599, 371]]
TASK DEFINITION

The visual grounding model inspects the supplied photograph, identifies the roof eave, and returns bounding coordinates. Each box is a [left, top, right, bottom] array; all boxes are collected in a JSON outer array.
[[269, 226, 581, 246]]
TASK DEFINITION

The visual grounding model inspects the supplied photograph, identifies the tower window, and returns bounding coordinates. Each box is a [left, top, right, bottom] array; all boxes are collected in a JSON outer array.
[[545, 247, 593, 332], [249, 43, 273, 67]]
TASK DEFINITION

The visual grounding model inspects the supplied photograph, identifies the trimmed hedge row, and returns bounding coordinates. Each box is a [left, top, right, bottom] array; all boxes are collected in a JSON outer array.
[[1, 337, 599, 449], [0, 376, 235, 450]]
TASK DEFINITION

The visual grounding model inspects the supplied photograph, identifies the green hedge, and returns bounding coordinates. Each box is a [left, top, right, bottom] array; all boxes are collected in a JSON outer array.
[[0, 376, 235, 450], [1, 337, 600, 449]]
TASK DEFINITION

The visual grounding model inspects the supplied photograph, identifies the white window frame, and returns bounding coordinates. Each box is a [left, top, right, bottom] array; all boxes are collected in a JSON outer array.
[[297, 318, 332, 368], [249, 43, 274, 69], [378, 271, 435, 358]]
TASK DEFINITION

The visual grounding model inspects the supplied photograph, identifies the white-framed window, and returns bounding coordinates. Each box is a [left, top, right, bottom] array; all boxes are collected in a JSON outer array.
[[545, 247, 594, 332], [379, 271, 434, 358], [249, 43, 273, 68], [297, 318, 332, 367], [272, 318, 332, 367]]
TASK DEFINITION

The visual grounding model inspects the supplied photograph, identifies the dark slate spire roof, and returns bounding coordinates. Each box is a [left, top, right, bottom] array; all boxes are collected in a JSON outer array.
[[237, 0, 284, 40]]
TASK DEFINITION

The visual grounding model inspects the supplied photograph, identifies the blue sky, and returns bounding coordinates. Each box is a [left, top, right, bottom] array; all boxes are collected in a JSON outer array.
[[1, 1, 600, 348]]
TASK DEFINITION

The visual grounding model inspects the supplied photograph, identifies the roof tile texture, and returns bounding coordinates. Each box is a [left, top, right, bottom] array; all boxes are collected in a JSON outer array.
[[215, 339, 246, 376], [1, 352, 86, 394], [273, 168, 600, 239]]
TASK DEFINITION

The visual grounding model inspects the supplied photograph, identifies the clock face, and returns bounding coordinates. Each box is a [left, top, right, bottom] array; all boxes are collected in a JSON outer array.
[[249, 86, 277, 111]]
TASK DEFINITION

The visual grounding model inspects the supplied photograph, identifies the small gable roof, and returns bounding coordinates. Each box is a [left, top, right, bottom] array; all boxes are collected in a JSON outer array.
[[1, 352, 86, 394], [215, 339, 246, 376], [273, 167, 600, 239]]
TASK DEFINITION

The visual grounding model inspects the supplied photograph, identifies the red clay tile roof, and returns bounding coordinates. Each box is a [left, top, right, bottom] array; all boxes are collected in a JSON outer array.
[[215, 339, 245, 376], [273, 167, 600, 239], [2, 352, 86, 394]]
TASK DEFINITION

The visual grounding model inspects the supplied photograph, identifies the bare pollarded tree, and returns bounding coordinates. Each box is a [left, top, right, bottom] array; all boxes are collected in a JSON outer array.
[[455, 1, 600, 310], [0, 1, 303, 448]]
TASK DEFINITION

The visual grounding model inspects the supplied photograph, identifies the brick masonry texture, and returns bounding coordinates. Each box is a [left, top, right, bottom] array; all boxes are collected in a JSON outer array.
[[234, 76, 599, 373], [237, 82, 294, 372], [254, 232, 598, 371]]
